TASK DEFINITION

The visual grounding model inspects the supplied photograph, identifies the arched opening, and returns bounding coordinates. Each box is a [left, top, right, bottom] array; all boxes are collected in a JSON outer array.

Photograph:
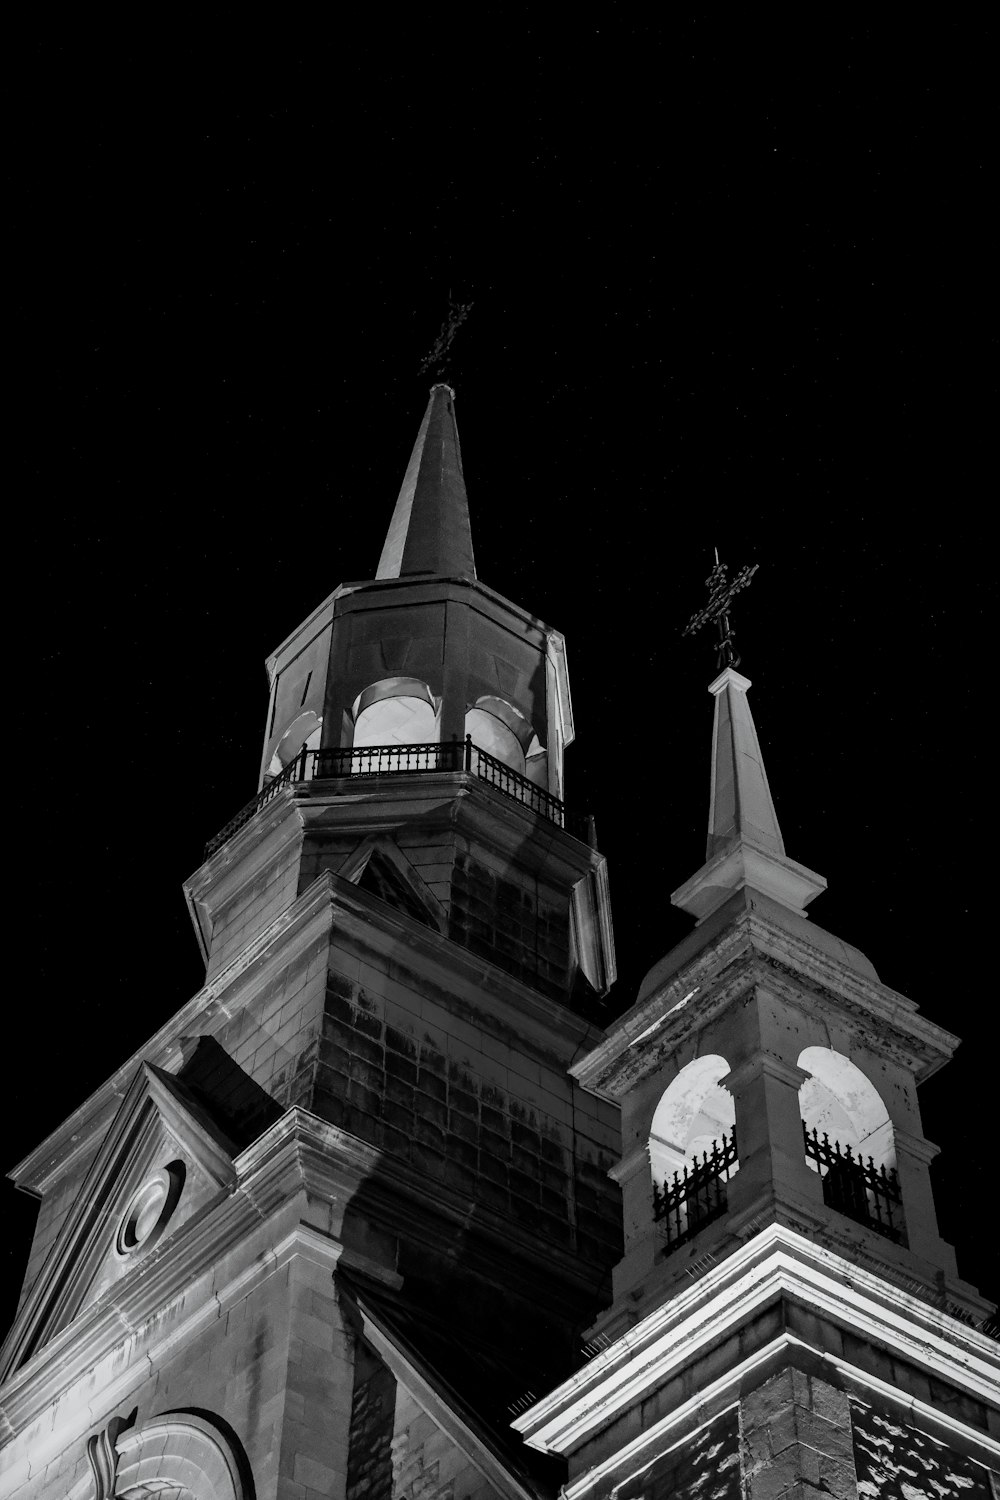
[[797, 1046, 895, 1170], [649, 1054, 736, 1185], [267, 710, 322, 780], [798, 1045, 903, 1241], [648, 1054, 738, 1249], [80, 1409, 255, 1500], [465, 695, 535, 775], [352, 677, 439, 748]]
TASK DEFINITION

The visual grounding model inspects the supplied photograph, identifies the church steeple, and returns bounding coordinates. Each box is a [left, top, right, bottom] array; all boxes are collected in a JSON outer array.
[[376, 383, 476, 581], [671, 667, 827, 923]]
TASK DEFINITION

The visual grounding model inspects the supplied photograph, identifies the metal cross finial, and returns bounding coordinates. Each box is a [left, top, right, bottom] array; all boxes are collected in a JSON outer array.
[[418, 292, 474, 381], [682, 547, 759, 671]]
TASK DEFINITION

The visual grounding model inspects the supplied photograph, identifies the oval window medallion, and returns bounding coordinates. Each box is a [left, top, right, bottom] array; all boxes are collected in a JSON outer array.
[[115, 1162, 184, 1258]]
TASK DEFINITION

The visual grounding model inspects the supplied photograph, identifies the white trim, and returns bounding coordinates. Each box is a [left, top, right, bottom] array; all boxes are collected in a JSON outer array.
[[559, 1329, 1000, 1500], [513, 1225, 1000, 1454]]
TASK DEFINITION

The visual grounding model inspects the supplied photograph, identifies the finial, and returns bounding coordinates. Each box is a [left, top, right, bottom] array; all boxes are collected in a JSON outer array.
[[682, 548, 759, 670], [418, 292, 474, 383]]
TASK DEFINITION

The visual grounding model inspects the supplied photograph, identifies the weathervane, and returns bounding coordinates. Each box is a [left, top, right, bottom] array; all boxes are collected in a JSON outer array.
[[418, 292, 474, 382], [682, 548, 759, 671]]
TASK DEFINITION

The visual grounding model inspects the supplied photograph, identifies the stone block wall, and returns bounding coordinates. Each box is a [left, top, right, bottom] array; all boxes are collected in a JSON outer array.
[[850, 1398, 997, 1500], [212, 928, 330, 1108], [298, 827, 459, 921], [206, 835, 303, 980], [347, 1343, 397, 1500], [391, 1386, 502, 1500], [740, 1368, 859, 1500], [450, 850, 570, 999], [616, 1407, 740, 1500], [308, 949, 620, 1268], [7, 1241, 354, 1500]]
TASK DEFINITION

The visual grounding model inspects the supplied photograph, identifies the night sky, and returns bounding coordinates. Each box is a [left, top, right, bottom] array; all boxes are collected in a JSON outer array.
[[6, 23, 994, 1329]]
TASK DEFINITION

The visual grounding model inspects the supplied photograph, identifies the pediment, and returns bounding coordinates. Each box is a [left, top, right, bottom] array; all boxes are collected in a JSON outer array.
[[341, 836, 447, 933], [1, 1063, 237, 1378]]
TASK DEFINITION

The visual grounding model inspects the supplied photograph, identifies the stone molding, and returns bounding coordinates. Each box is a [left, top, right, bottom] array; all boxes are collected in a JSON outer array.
[[892, 1125, 943, 1165], [0, 1062, 239, 1381], [573, 903, 959, 1100], [720, 1053, 811, 1094], [0, 1103, 603, 1476], [66, 1409, 253, 1500], [512, 1224, 1000, 1461]]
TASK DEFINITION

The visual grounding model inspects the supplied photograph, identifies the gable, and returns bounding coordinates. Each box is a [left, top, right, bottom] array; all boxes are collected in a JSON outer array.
[[342, 838, 448, 933], [0, 1063, 237, 1379]]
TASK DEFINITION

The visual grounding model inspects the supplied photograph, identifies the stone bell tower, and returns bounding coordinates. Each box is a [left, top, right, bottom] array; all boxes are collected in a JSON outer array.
[[0, 385, 620, 1498], [514, 665, 1000, 1497]]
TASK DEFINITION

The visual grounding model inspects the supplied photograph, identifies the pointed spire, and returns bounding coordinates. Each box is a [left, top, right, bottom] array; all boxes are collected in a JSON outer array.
[[672, 668, 827, 924], [706, 668, 784, 859], [376, 384, 476, 582]]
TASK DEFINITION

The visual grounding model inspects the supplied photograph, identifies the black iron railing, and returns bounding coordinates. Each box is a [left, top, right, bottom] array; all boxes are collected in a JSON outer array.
[[803, 1123, 904, 1243], [653, 1129, 739, 1253], [204, 736, 592, 858]]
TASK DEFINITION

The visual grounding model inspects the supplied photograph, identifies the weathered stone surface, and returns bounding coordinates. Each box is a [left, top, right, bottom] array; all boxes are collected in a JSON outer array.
[[851, 1398, 997, 1500], [740, 1370, 859, 1500]]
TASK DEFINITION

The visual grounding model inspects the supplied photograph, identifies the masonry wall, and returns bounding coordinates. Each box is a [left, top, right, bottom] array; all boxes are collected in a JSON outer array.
[[14, 1168, 95, 1321], [740, 1368, 859, 1500], [206, 834, 303, 980], [615, 1407, 740, 1500], [307, 944, 621, 1271], [4, 1240, 355, 1500], [211, 928, 330, 1107], [450, 846, 570, 999], [390, 1385, 503, 1500], [850, 1398, 997, 1499], [298, 826, 459, 920]]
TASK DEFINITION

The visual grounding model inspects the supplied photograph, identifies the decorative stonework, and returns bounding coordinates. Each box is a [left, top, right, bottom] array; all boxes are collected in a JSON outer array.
[[114, 1162, 184, 1258]]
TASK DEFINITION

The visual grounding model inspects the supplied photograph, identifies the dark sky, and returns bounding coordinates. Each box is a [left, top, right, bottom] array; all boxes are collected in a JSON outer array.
[[7, 22, 995, 1326]]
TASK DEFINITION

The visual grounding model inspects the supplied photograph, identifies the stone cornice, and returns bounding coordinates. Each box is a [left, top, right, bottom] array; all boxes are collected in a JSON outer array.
[[572, 903, 959, 1099], [2, 1108, 606, 1458], [335, 572, 560, 649], [720, 1053, 810, 1093], [892, 1126, 943, 1166], [0, 1115, 349, 1461], [512, 1224, 1000, 1459]]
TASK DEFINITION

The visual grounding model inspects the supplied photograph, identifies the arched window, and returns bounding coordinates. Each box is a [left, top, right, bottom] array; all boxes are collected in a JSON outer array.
[[649, 1054, 736, 1187], [797, 1046, 895, 1171], [267, 710, 322, 780], [797, 1046, 903, 1242], [465, 695, 535, 775], [352, 678, 439, 748], [76, 1409, 254, 1500], [648, 1055, 738, 1248]]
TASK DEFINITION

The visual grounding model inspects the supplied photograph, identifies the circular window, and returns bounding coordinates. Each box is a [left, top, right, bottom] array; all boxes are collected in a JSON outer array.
[[115, 1162, 184, 1258]]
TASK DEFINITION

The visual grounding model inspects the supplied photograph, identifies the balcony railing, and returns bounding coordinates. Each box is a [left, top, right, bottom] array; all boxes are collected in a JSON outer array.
[[204, 736, 593, 858], [803, 1123, 904, 1243], [653, 1129, 739, 1253]]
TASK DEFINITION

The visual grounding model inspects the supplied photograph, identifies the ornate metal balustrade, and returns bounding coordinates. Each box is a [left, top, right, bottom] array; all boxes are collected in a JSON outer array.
[[204, 736, 592, 858], [803, 1123, 903, 1243], [653, 1129, 739, 1253]]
